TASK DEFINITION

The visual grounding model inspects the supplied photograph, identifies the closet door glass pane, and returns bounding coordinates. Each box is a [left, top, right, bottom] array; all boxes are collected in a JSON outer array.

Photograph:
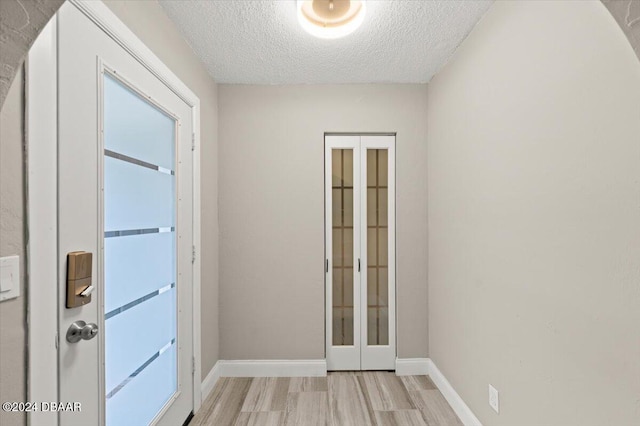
[[332, 149, 354, 346], [367, 149, 389, 346], [103, 73, 177, 426]]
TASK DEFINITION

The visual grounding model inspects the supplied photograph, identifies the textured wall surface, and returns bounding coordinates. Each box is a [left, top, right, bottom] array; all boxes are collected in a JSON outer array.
[[0, 67, 26, 426], [159, 0, 493, 84], [0, 0, 64, 108], [218, 84, 429, 360], [427, 1, 640, 425], [603, 0, 640, 59]]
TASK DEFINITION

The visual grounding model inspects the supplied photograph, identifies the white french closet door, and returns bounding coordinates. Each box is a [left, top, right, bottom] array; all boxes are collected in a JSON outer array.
[[325, 135, 396, 371]]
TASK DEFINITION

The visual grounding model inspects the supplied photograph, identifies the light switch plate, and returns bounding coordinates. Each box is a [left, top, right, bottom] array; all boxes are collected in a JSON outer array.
[[0, 255, 20, 302]]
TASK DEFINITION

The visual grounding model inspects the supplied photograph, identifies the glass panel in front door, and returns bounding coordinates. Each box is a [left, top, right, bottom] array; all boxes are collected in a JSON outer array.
[[103, 73, 178, 425], [332, 149, 355, 346]]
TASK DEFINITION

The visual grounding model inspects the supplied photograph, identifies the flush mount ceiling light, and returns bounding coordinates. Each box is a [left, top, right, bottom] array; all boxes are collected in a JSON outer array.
[[297, 0, 366, 39]]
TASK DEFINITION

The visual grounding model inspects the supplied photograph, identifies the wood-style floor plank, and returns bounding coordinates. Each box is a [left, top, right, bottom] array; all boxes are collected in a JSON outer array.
[[234, 412, 283, 426], [194, 374, 462, 426], [288, 377, 329, 392], [400, 375, 437, 391], [362, 372, 415, 411], [191, 377, 252, 426], [409, 390, 464, 426], [328, 374, 375, 426], [374, 410, 428, 426], [241, 377, 290, 412], [284, 391, 330, 426]]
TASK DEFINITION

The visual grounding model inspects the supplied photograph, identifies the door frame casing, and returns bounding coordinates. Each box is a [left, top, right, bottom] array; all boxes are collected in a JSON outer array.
[[26, 2, 203, 425]]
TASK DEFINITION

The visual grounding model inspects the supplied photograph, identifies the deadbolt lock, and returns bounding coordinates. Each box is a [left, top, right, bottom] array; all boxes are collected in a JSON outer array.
[[66, 251, 93, 308]]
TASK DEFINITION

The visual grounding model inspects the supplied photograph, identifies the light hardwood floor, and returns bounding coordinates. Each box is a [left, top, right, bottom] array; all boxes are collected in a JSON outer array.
[[191, 372, 463, 426]]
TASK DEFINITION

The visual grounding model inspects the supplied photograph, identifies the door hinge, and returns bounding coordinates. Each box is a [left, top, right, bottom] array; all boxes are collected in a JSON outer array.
[[192, 356, 196, 375], [325, 259, 329, 273], [358, 258, 361, 272], [192, 245, 196, 264], [191, 133, 195, 151], [55, 333, 59, 349]]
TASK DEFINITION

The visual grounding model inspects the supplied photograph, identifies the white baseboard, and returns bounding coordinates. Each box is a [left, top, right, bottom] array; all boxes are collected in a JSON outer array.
[[426, 359, 483, 426], [201, 361, 221, 402], [394, 358, 481, 426], [217, 359, 327, 378], [395, 358, 431, 376]]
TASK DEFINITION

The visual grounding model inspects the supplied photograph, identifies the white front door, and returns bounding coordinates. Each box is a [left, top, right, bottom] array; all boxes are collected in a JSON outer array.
[[325, 135, 396, 371], [56, 3, 193, 425]]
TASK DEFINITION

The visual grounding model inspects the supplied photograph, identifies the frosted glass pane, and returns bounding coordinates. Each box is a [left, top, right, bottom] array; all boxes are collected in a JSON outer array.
[[367, 268, 388, 308], [332, 269, 343, 306], [367, 228, 377, 262], [367, 149, 389, 346], [106, 344, 176, 426], [331, 149, 354, 347], [105, 288, 176, 397], [368, 307, 388, 346], [367, 268, 377, 306], [377, 267, 388, 306], [367, 307, 376, 345], [104, 74, 175, 170], [343, 270, 353, 306], [331, 150, 342, 187], [104, 156, 174, 232], [377, 150, 388, 186], [378, 228, 388, 266], [104, 73, 177, 426], [332, 268, 354, 307], [367, 188, 377, 226], [343, 189, 353, 227], [342, 150, 353, 186], [332, 229, 343, 267], [105, 232, 175, 313], [332, 189, 342, 227], [333, 307, 353, 346], [367, 150, 377, 184], [378, 188, 388, 226]]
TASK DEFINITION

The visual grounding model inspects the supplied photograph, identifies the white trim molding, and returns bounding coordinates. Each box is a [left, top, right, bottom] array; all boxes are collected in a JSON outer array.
[[427, 359, 482, 426], [26, 16, 58, 426], [395, 358, 430, 376], [217, 360, 328, 378], [396, 358, 482, 426], [201, 362, 222, 402]]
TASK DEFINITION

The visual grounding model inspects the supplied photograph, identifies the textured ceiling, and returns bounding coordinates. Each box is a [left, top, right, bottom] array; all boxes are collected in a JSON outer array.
[[158, 0, 494, 84]]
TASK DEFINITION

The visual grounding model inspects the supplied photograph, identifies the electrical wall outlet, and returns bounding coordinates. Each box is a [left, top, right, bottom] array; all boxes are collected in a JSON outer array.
[[489, 384, 499, 413]]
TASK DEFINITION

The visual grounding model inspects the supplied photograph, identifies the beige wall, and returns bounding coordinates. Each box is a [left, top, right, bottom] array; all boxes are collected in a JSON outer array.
[[0, 68, 26, 426], [103, 0, 220, 382], [427, 1, 640, 425], [218, 84, 429, 360]]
